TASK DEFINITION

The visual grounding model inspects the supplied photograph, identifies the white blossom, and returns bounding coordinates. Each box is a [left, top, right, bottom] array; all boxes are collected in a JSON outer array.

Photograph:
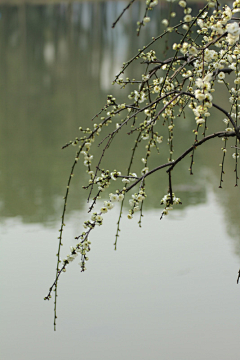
[[141, 167, 149, 175], [96, 215, 103, 222], [184, 15, 192, 22], [211, 22, 224, 34], [109, 193, 119, 202], [226, 22, 240, 36], [232, 152, 240, 159], [226, 33, 239, 45], [197, 19, 204, 28], [162, 19, 169, 26], [104, 201, 114, 209], [179, 0, 186, 7], [196, 118, 205, 125], [218, 72, 225, 80], [143, 17, 151, 24], [118, 194, 125, 201], [222, 118, 229, 124], [195, 90, 205, 101]]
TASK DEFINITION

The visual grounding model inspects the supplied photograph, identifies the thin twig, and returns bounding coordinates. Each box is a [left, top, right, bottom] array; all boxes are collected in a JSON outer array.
[[112, 0, 136, 28]]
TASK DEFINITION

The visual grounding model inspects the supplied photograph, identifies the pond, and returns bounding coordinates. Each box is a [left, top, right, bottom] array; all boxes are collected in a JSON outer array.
[[0, 2, 240, 360]]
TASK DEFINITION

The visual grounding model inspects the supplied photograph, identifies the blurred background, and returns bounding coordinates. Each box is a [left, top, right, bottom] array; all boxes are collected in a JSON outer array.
[[0, 1, 240, 359]]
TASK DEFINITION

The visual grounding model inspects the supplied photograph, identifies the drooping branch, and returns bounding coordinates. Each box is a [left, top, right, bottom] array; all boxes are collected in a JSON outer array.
[[112, 0, 136, 29], [45, 0, 240, 330], [180, 91, 239, 135], [124, 130, 236, 193]]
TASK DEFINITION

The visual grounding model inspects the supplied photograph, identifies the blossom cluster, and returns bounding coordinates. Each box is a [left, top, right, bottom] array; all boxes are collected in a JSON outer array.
[[128, 189, 147, 219], [61, 192, 125, 272], [160, 193, 182, 217]]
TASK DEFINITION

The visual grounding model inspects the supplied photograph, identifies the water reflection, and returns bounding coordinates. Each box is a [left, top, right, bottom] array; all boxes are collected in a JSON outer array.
[[0, 2, 239, 246], [1, 198, 240, 360]]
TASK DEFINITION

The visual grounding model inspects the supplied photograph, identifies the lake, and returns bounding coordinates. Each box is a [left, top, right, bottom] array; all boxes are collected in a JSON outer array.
[[0, 2, 240, 360]]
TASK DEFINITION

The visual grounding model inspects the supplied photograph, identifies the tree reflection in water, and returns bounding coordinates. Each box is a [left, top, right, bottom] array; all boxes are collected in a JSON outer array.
[[0, 2, 239, 252]]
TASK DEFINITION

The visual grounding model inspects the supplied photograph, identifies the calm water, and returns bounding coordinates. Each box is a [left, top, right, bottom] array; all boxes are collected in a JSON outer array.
[[0, 2, 240, 359]]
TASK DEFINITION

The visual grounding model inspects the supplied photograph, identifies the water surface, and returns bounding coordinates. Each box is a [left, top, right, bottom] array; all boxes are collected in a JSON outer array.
[[0, 2, 240, 359]]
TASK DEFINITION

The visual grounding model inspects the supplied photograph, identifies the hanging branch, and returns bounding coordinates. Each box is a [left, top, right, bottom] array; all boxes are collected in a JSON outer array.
[[112, 0, 136, 29], [45, 0, 240, 329]]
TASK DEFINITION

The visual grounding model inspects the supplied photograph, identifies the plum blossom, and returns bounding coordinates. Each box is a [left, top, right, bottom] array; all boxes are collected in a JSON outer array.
[[226, 22, 240, 36]]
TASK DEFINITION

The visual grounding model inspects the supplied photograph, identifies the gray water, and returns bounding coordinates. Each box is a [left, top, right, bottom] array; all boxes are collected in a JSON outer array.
[[0, 2, 240, 360]]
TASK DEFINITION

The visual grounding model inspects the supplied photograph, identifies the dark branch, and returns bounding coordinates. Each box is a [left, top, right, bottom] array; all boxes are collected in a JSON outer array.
[[112, 0, 136, 28]]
